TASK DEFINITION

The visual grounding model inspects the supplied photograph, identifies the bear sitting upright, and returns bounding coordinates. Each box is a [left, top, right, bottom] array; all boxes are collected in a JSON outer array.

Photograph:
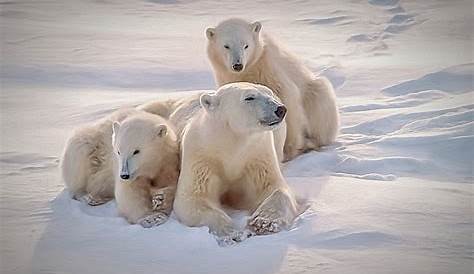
[[206, 18, 340, 161], [112, 113, 179, 227]]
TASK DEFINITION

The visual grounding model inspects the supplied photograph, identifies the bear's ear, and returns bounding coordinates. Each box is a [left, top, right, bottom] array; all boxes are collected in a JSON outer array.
[[206, 28, 216, 40], [200, 92, 219, 112], [155, 124, 167, 138], [251, 21, 262, 33]]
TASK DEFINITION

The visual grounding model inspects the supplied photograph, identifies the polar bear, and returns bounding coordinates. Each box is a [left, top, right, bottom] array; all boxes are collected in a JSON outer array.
[[139, 92, 287, 162], [61, 108, 139, 205], [61, 109, 179, 223], [112, 113, 179, 227], [206, 18, 340, 161], [172, 82, 299, 245]]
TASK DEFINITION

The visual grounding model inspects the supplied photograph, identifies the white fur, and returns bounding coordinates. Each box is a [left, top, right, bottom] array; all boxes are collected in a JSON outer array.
[[140, 92, 287, 162], [172, 82, 298, 244], [61, 108, 139, 204], [112, 112, 180, 226], [137, 99, 176, 119], [206, 18, 340, 161], [61, 110, 180, 227]]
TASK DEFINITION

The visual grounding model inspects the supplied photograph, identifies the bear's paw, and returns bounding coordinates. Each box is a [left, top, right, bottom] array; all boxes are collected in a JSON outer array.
[[138, 212, 169, 228]]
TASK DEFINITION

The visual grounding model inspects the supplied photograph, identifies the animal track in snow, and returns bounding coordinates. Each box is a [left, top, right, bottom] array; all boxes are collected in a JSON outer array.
[[297, 16, 355, 26], [346, 1, 420, 56], [368, 0, 399, 7]]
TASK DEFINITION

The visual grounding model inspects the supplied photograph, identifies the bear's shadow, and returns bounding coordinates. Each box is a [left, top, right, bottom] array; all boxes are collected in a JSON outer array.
[[29, 191, 291, 274]]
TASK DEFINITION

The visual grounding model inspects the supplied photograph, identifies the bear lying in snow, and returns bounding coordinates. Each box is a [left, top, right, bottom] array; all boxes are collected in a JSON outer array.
[[171, 82, 299, 245], [61, 108, 137, 205], [61, 110, 179, 227], [206, 18, 340, 161]]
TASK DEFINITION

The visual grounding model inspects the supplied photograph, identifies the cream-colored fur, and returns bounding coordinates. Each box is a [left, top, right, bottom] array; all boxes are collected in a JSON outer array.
[[172, 83, 298, 245], [137, 99, 176, 119], [61, 109, 180, 228], [139, 92, 287, 162], [112, 112, 180, 227], [206, 18, 339, 161], [61, 108, 139, 205]]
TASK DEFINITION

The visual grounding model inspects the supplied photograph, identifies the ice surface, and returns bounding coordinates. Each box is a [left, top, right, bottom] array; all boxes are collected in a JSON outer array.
[[1, 0, 473, 274]]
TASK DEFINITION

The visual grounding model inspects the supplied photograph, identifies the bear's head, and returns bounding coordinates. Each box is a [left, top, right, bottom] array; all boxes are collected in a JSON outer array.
[[200, 82, 286, 134], [112, 114, 169, 182], [206, 18, 263, 74]]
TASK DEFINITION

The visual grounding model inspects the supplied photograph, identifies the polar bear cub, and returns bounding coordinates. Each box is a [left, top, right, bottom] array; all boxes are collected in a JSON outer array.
[[173, 82, 299, 245], [61, 108, 139, 205], [112, 113, 179, 227], [61, 110, 180, 227], [206, 18, 340, 161]]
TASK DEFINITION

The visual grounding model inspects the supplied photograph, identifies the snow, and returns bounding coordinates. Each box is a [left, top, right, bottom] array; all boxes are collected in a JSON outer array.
[[0, 0, 473, 273]]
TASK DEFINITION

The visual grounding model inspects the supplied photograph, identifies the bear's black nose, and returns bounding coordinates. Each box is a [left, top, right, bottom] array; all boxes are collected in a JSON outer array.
[[232, 63, 243, 72], [120, 174, 130, 180], [275, 105, 287, 119]]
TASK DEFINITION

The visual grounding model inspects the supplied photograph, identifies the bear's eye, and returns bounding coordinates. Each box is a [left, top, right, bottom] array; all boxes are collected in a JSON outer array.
[[133, 149, 140, 155], [244, 96, 255, 101], [224, 45, 230, 49], [117, 150, 120, 155], [244, 44, 249, 49]]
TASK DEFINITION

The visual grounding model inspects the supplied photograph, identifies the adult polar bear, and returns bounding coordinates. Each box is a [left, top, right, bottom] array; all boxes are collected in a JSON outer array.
[[172, 82, 299, 245], [206, 18, 339, 161]]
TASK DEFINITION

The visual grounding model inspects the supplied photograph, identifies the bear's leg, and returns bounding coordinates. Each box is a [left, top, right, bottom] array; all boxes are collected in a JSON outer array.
[[273, 121, 287, 163], [115, 178, 168, 228], [248, 188, 298, 235], [174, 164, 250, 245], [177, 197, 247, 241], [174, 166, 227, 232], [176, 195, 249, 246], [200, 201, 250, 246], [302, 77, 339, 148], [280, 88, 308, 161], [85, 165, 115, 206], [149, 185, 176, 215], [136, 186, 176, 228]]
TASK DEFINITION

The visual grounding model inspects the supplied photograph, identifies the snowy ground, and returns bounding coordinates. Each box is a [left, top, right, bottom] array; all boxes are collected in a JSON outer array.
[[1, 0, 473, 273]]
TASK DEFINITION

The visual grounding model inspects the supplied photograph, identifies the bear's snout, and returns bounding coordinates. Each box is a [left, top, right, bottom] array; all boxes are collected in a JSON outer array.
[[275, 105, 287, 119], [232, 63, 243, 72]]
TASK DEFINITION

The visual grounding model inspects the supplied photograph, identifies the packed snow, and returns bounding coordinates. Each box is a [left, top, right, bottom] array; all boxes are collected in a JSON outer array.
[[0, 0, 472, 274]]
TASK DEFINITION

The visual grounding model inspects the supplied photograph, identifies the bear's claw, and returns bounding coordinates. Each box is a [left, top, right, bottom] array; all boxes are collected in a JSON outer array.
[[214, 230, 251, 247], [81, 194, 110, 206], [138, 212, 169, 228], [248, 214, 286, 235], [151, 193, 165, 211]]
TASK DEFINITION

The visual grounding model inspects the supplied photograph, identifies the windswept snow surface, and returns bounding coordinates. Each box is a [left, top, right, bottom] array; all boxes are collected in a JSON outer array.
[[1, 0, 473, 274]]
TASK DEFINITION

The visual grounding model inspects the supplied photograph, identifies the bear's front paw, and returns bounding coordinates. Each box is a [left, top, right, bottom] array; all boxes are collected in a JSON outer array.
[[213, 229, 251, 247], [138, 212, 169, 228], [81, 194, 110, 206], [151, 193, 164, 211], [248, 210, 288, 235]]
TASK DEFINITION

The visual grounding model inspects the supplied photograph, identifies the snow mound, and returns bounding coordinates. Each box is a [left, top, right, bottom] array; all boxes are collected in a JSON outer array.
[[382, 64, 474, 96]]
